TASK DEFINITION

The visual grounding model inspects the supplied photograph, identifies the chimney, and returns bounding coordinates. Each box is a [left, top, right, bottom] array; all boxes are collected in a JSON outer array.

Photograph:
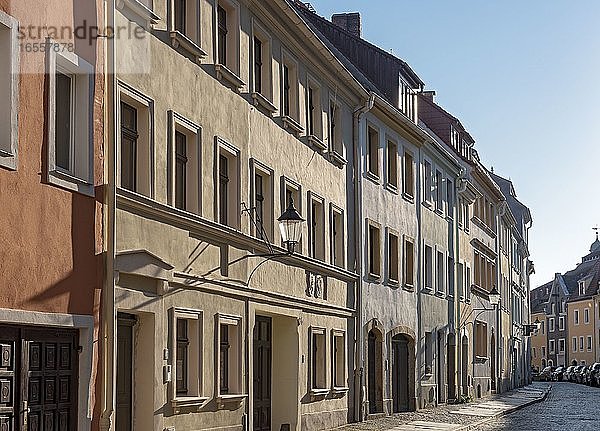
[[331, 12, 361, 38], [421, 90, 436, 103]]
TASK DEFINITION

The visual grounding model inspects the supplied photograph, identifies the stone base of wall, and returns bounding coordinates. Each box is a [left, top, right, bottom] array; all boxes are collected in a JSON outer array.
[[301, 408, 348, 431]]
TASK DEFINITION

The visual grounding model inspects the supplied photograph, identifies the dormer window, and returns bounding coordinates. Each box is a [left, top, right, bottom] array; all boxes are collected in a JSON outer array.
[[398, 77, 415, 121], [578, 281, 585, 295]]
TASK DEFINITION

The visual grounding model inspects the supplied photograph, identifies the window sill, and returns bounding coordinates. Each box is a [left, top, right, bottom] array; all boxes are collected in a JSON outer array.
[[384, 183, 399, 195], [422, 287, 433, 294], [402, 192, 415, 204], [435, 290, 446, 298], [170, 31, 207, 62], [215, 63, 245, 91], [251, 92, 277, 114], [117, 0, 160, 26], [281, 115, 304, 136], [328, 150, 347, 168], [48, 169, 94, 197], [0, 149, 17, 171], [171, 396, 209, 413], [310, 388, 330, 398], [307, 134, 327, 152], [366, 273, 382, 282], [403, 283, 415, 292], [474, 356, 488, 364], [331, 387, 349, 395], [216, 393, 247, 408], [422, 200, 433, 210], [387, 279, 400, 288], [364, 171, 380, 184]]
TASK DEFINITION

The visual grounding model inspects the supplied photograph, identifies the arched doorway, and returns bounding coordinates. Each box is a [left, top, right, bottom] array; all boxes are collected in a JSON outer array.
[[490, 331, 496, 392], [367, 329, 383, 414], [461, 334, 469, 395], [391, 334, 410, 412], [447, 334, 456, 400], [541, 358, 546, 368]]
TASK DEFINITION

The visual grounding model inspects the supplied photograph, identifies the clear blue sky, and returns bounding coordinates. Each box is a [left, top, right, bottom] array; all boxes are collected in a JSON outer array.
[[310, 0, 600, 288]]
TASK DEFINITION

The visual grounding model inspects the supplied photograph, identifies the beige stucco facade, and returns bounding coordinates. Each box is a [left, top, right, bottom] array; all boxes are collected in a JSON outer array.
[[567, 298, 596, 365], [530, 311, 547, 371]]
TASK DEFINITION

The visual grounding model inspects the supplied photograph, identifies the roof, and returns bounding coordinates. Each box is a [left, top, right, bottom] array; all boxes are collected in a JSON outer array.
[[417, 93, 476, 145], [490, 171, 533, 234]]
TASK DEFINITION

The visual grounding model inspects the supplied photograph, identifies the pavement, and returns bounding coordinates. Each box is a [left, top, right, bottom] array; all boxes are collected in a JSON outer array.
[[333, 383, 550, 431]]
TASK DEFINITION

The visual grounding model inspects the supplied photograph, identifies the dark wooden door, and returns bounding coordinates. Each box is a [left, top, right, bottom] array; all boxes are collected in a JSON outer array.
[[116, 314, 136, 431], [0, 326, 19, 431], [23, 328, 78, 431], [391, 335, 409, 412], [253, 316, 271, 431]]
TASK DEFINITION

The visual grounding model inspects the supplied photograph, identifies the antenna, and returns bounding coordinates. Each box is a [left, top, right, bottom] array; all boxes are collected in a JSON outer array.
[[593, 225, 599, 240]]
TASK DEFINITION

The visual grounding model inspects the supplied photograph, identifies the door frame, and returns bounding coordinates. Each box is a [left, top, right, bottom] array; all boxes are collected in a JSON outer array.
[[0, 308, 94, 431]]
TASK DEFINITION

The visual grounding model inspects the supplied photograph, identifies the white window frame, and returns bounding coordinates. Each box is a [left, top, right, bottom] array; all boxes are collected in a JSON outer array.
[[386, 228, 400, 285], [366, 123, 380, 180], [168, 111, 202, 214], [436, 248, 445, 295], [558, 338, 565, 353], [548, 317, 555, 332], [558, 316, 564, 331], [251, 19, 273, 102], [366, 219, 382, 279], [587, 335, 592, 351], [167, 0, 207, 60], [402, 147, 415, 200], [574, 309, 579, 325], [328, 97, 344, 160], [280, 49, 302, 131], [579, 336, 584, 351], [309, 326, 328, 394], [331, 329, 347, 391], [423, 242, 433, 291], [584, 308, 590, 324], [0, 10, 19, 171], [305, 73, 324, 146], [308, 191, 326, 261], [403, 235, 415, 289], [215, 313, 245, 402], [573, 337, 577, 352], [549, 339, 555, 354], [169, 307, 207, 411], [215, 0, 241, 74], [117, 82, 155, 198], [385, 137, 399, 191], [423, 158, 433, 205], [46, 40, 94, 195], [215, 136, 241, 228]]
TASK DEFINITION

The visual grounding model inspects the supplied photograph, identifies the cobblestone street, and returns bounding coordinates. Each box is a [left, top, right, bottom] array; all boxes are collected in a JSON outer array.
[[478, 382, 600, 430]]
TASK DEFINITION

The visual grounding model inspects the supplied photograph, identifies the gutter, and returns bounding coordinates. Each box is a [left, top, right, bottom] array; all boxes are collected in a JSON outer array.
[[352, 93, 374, 422], [100, 0, 116, 429]]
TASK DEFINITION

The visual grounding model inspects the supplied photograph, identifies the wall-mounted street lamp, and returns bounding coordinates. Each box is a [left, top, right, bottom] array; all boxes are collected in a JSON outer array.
[[278, 199, 304, 254], [241, 198, 306, 286], [459, 285, 500, 331], [488, 286, 501, 306]]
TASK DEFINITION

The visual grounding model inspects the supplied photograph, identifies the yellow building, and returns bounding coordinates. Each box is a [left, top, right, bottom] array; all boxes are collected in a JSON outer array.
[[568, 297, 596, 365], [529, 311, 547, 371]]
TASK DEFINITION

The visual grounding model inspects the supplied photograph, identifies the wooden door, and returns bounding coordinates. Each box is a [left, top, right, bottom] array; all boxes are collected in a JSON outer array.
[[391, 335, 409, 412], [253, 316, 271, 431], [116, 314, 136, 431]]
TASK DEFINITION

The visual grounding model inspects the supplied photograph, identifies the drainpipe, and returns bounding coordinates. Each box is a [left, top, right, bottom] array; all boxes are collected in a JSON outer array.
[[415, 145, 424, 408], [453, 169, 464, 399], [352, 93, 374, 422], [455, 174, 467, 397], [496, 201, 506, 393], [100, 0, 117, 430]]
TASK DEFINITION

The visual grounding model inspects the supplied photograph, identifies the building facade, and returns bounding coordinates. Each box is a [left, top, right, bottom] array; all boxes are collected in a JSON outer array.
[[0, 1, 105, 430]]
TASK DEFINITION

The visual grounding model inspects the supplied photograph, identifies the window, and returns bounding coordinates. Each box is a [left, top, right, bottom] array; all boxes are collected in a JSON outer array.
[[216, 314, 242, 397], [367, 126, 379, 177], [559, 339, 565, 353], [330, 205, 344, 268], [328, 100, 343, 156], [587, 336, 592, 351], [119, 85, 153, 197], [446, 179, 454, 218], [532, 347, 536, 358], [403, 150, 414, 198], [305, 78, 323, 142], [573, 337, 577, 352], [398, 78, 415, 121], [541, 320, 545, 335], [549, 339, 555, 354], [169, 308, 204, 405], [404, 237, 414, 287], [332, 330, 346, 389], [216, 138, 240, 228], [367, 221, 381, 278], [423, 160, 432, 203], [250, 159, 274, 240], [251, 24, 272, 102], [169, 111, 201, 213], [574, 309, 579, 325], [548, 317, 555, 332], [435, 170, 443, 212], [0, 10, 19, 171], [457, 262, 464, 299], [387, 231, 399, 283], [280, 53, 301, 128], [447, 256, 455, 297], [578, 281, 585, 295], [47, 44, 94, 194], [541, 346, 546, 357], [310, 327, 326, 390], [584, 308, 590, 324], [308, 193, 325, 260], [216, 0, 240, 73], [474, 321, 488, 358], [466, 266, 472, 301], [424, 332, 433, 375], [386, 139, 398, 189], [551, 302, 556, 315], [436, 250, 445, 294], [168, 0, 205, 59], [579, 336, 584, 351], [424, 244, 433, 290], [558, 316, 565, 331]]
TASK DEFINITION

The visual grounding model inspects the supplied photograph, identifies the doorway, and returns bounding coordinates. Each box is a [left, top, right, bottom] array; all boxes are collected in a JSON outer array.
[[461, 335, 469, 395], [367, 329, 383, 414], [447, 334, 456, 400], [437, 332, 444, 403], [116, 313, 136, 431], [253, 316, 272, 431], [391, 334, 409, 412], [490, 332, 496, 392]]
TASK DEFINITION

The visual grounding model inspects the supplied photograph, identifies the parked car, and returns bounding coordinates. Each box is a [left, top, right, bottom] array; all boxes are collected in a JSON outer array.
[[563, 365, 575, 381], [539, 366, 555, 381], [569, 365, 583, 382], [551, 366, 565, 381], [585, 362, 600, 386], [575, 365, 588, 383], [531, 368, 540, 381]]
